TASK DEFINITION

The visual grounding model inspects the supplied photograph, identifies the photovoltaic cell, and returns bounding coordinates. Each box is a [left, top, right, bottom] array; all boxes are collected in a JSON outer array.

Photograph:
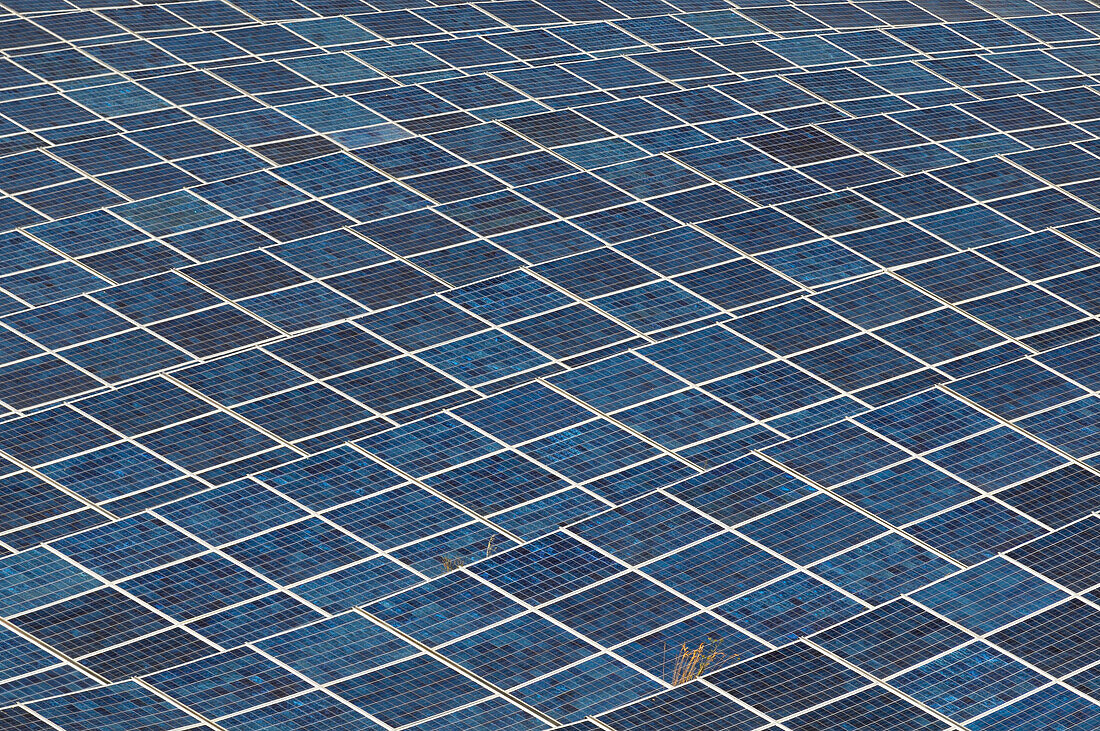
[[1, 0, 1100, 726]]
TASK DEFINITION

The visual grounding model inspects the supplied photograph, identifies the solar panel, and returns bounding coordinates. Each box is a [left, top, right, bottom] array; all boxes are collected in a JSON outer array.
[[0, 0, 1099, 726]]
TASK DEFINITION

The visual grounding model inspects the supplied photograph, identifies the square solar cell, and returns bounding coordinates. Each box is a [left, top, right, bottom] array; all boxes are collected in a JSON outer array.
[[119, 552, 272, 621], [1009, 516, 1100, 593], [786, 685, 947, 731], [739, 491, 886, 565], [812, 532, 956, 605], [441, 612, 596, 689], [579, 98, 684, 135], [293, 555, 420, 613], [519, 419, 661, 483], [147, 647, 312, 720], [240, 283, 368, 332], [333, 653, 491, 728], [908, 498, 1049, 566], [28, 683, 196, 731], [729, 169, 832, 208], [53, 513, 202, 582], [519, 172, 633, 217], [914, 557, 1067, 635], [894, 641, 1046, 723], [763, 421, 907, 487], [12, 586, 171, 659], [599, 683, 767, 731], [642, 531, 790, 606], [674, 258, 800, 311], [781, 191, 900, 235], [709, 643, 869, 720], [716, 571, 865, 646], [514, 654, 661, 724], [876, 308, 1005, 365], [859, 173, 973, 218], [815, 599, 971, 678], [326, 482, 469, 551], [570, 491, 721, 565], [988, 599, 1100, 678], [1000, 465, 1100, 530], [822, 116, 928, 153], [444, 270, 571, 324], [534, 248, 657, 300], [502, 109, 609, 148], [729, 299, 858, 357]]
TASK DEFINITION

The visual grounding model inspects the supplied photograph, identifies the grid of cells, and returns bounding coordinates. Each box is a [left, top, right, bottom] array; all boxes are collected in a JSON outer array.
[[0, 0, 1099, 728]]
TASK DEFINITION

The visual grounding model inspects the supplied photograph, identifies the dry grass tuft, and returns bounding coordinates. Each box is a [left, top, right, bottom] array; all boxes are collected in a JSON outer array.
[[667, 638, 730, 685], [438, 538, 499, 572], [438, 555, 466, 572]]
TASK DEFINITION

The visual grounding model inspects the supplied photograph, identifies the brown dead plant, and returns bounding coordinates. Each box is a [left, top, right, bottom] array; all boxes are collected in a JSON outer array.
[[438, 538, 499, 573], [667, 638, 730, 686], [438, 555, 466, 572]]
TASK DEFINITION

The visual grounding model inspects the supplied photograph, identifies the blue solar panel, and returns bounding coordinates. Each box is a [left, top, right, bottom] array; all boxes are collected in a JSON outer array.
[[0, 0, 1099, 726]]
